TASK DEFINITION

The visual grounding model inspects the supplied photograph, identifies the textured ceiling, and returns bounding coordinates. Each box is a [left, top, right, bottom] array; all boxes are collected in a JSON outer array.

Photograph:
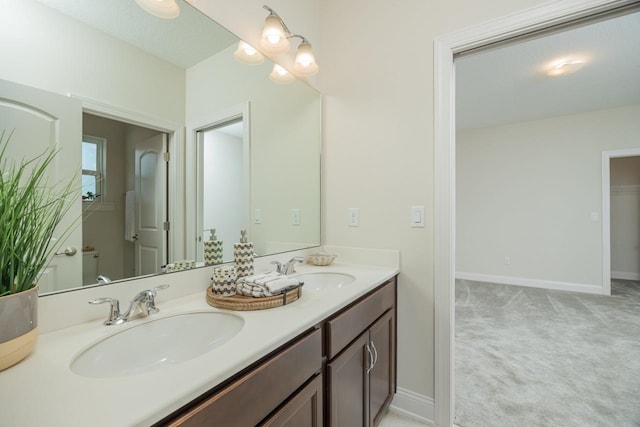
[[456, 11, 640, 131], [34, 0, 238, 69]]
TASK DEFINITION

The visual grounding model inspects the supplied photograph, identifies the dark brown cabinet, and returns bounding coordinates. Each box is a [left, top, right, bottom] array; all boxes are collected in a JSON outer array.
[[161, 328, 323, 427], [326, 279, 397, 427], [260, 374, 323, 427], [158, 276, 397, 427]]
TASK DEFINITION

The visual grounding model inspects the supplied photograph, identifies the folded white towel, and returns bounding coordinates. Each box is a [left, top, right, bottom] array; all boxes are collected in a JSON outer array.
[[265, 278, 301, 294], [255, 275, 285, 286], [236, 277, 301, 297], [239, 271, 280, 283]]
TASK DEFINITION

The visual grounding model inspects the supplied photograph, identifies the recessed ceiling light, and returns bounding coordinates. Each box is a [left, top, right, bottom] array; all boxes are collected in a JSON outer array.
[[546, 59, 586, 76]]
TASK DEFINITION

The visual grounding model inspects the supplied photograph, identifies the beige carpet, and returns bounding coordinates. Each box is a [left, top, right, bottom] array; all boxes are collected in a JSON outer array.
[[455, 279, 640, 427]]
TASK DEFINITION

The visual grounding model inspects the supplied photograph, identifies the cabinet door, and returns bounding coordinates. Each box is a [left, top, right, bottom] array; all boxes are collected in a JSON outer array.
[[165, 328, 322, 427], [327, 332, 370, 426], [369, 310, 395, 427], [260, 374, 323, 427]]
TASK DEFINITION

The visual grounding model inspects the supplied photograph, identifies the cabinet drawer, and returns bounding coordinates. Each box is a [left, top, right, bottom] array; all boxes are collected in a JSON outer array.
[[325, 279, 395, 359], [166, 327, 322, 427]]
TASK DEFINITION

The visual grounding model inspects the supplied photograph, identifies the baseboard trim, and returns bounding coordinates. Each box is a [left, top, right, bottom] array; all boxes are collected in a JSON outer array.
[[612, 271, 640, 281], [455, 272, 604, 295], [390, 387, 434, 425]]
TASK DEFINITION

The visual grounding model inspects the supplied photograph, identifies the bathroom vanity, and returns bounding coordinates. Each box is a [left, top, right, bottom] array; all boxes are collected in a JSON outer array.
[[0, 259, 398, 427], [159, 277, 396, 426]]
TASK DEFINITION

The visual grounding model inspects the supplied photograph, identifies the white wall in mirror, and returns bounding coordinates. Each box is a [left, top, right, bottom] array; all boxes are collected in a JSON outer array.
[[186, 43, 321, 258], [0, 0, 321, 295]]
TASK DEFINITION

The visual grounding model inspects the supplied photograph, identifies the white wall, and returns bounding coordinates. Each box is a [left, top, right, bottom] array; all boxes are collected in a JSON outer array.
[[185, 44, 321, 256], [457, 105, 640, 291], [202, 129, 246, 260], [610, 156, 640, 280], [0, 0, 185, 125]]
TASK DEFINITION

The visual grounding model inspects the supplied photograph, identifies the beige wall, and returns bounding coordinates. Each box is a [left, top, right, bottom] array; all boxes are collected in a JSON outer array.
[[192, 0, 554, 404], [457, 105, 640, 290]]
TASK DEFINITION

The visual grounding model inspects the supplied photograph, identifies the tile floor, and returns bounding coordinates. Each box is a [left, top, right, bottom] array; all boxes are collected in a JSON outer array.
[[379, 409, 429, 426]]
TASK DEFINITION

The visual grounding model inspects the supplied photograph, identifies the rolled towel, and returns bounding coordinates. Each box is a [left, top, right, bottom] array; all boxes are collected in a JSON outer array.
[[265, 278, 302, 294]]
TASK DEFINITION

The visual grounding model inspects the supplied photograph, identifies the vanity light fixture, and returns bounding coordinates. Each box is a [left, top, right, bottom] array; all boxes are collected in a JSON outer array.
[[546, 59, 586, 76], [234, 41, 265, 65], [269, 64, 296, 84], [135, 0, 180, 19], [260, 5, 319, 76]]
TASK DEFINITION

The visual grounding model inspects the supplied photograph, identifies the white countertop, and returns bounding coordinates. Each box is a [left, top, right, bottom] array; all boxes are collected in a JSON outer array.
[[0, 262, 398, 427]]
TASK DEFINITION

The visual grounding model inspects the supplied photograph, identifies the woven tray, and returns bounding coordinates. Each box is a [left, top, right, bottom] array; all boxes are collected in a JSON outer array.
[[206, 286, 302, 311]]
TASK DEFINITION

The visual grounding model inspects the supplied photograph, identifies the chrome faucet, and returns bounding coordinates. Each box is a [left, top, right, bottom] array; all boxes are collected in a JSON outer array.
[[272, 257, 304, 275], [89, 285, 169, 326], [96, 275, 112, 285]]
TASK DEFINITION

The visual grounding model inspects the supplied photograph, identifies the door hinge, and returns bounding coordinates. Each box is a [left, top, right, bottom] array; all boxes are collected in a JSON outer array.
[[163, 221, 170, 231], [163, 152, 170, 162]]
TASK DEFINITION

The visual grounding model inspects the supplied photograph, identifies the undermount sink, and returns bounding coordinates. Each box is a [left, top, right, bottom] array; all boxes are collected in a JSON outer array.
[[293, 272, 356, 292], [70, 311, 244, 378]]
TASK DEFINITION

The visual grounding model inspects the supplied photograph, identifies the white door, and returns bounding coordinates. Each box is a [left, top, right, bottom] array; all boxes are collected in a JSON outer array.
[[134, 134, 167, 276], [0, 79, 82, 293]]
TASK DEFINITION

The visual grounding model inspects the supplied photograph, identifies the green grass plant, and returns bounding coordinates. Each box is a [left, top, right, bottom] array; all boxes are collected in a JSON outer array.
[[0, 130, 77, 296]]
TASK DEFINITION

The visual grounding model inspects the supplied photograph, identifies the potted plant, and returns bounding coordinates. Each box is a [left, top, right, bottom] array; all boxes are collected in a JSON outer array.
[[0, 130, 76, 371]]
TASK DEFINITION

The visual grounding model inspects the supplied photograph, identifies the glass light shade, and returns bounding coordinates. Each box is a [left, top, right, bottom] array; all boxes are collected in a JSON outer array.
[[546, 60, 585, 76], [233, 41, 265, 65], [269, 64, 296, 84], [135, 0, 180, 19], [260, 15, 290, 54], [293, 41, 319, 76]]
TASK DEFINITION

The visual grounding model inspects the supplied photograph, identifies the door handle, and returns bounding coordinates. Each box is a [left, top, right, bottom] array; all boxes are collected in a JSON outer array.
[[132, 234, 139, 240], [370, 340, 378, 369], [366, 343, 375, 374], [54, 247, 77, 256]]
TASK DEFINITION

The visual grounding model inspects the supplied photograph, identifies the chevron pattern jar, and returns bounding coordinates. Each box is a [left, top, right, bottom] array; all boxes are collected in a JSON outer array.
[[212, 266, 237, 296], [233, 242, 254, 279], [204, 239, 223, 266]]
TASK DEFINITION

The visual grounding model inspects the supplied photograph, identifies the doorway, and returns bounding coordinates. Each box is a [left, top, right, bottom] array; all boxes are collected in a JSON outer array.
[[81, 113, 169, 282], [434, 1, 640, 426]]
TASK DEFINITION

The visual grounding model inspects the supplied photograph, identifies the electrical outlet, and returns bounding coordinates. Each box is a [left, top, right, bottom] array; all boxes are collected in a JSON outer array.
[[348, 208, 359, 226], [292, 208, 301, 226], [254, 208, 262, 224], [504, 256, 511, 266]]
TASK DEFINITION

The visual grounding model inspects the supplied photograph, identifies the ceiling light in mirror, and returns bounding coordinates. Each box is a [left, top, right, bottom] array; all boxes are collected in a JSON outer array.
[[294, 40, 319, 76], [135, 0, 180, 19], [546, 59, 586, 76], [269, 64, 296, 84], [234, 41, 265, 65]]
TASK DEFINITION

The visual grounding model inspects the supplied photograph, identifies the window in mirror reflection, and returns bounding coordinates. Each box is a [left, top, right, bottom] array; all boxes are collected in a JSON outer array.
[[81, 136, 105, 201]]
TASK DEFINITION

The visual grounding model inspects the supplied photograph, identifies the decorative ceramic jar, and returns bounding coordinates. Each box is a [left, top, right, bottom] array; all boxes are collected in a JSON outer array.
[[0, 286, 38, 371]]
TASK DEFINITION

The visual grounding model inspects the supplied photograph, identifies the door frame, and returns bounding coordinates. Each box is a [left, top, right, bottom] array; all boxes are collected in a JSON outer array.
[[433, 0, 634, 425], [602, 147, 640, 295], [73, 95, 185, 263], [186, 102, 251, 261]]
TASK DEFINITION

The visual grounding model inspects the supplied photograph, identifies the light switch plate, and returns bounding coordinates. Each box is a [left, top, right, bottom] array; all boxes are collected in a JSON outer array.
[[348, 208, 359, 227], [411, 206, 425, 227], [292, 208, 301, 226], [254, 208, 262, 224]]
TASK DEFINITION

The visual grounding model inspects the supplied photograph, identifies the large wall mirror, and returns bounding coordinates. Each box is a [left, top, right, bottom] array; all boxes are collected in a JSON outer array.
[[0, 0, 321, 295]]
